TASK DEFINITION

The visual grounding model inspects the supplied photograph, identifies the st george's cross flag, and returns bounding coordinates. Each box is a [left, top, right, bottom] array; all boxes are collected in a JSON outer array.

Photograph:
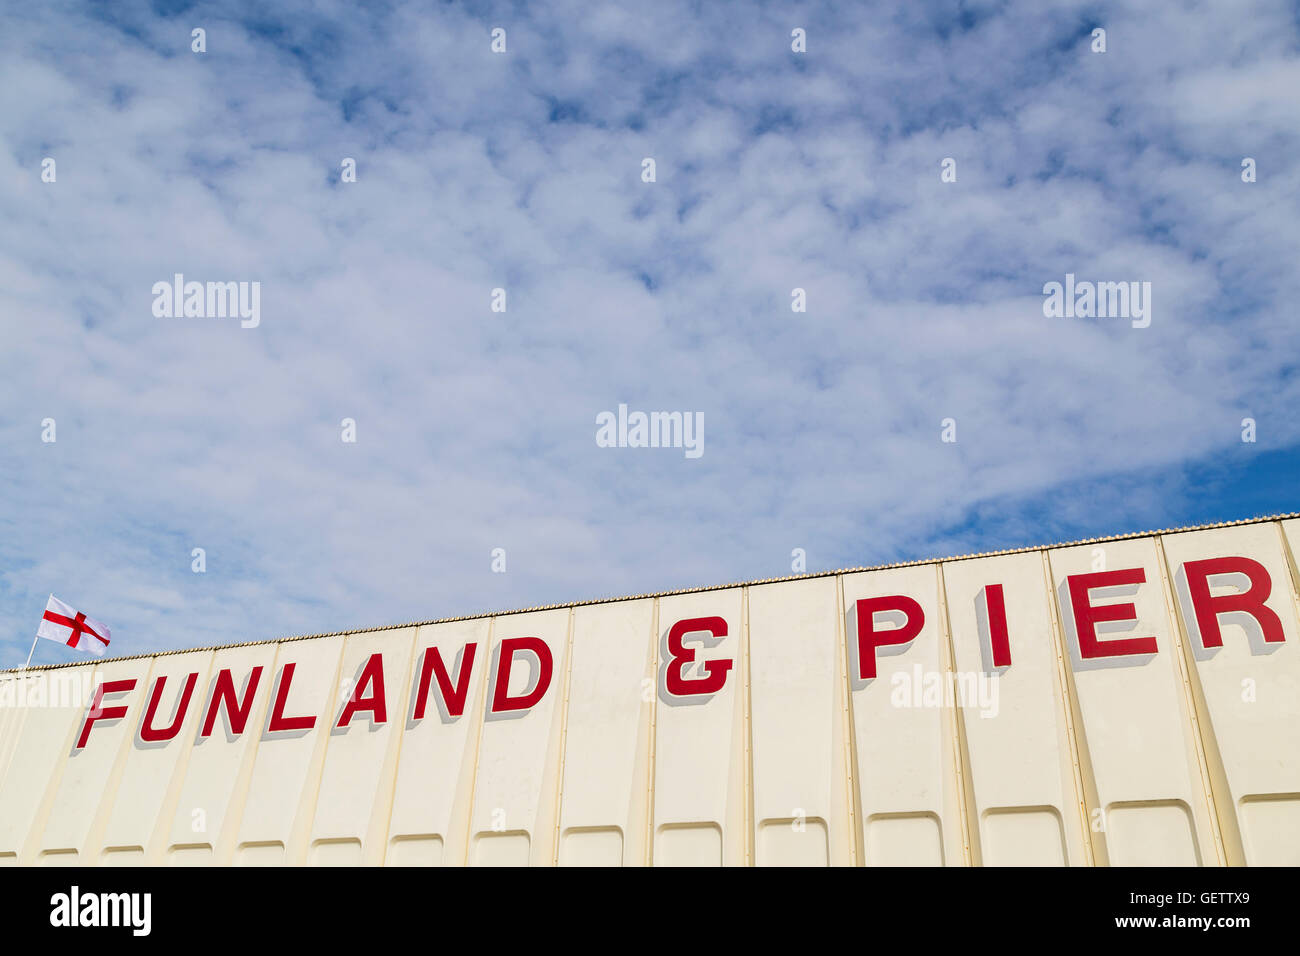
[[37, 595, 112, 657]]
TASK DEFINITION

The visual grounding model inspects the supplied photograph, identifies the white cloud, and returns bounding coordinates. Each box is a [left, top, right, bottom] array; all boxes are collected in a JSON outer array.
[[1, 0, 1297, 664]]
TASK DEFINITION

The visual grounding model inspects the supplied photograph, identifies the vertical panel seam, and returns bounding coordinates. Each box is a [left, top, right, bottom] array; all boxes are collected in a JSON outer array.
[[459, 615, 496, 866], [741, 586, 754, 867], [936, 562, 977, 866], [86, 656, 159, 865], [644, 597, 659, 867], [837, 574, 865, 866], [833, 573, 857, 866], [550, 606, 576, 866], [1153, 534, 1229, 867], [375, 627, 423, 865], [144, 650, 217, 864], [293, 636, 348, 865], [1039, 550, 1098, 867], [222, 643, 282, 863], [1274, 520, 1300, 626]]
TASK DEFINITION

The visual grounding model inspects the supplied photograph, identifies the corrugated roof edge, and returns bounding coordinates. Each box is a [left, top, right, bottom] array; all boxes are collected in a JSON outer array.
[[4, 510, 1297, 675]]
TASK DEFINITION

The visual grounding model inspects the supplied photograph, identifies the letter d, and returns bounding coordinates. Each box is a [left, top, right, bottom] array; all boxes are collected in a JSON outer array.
[[490, 637, 553, 713]]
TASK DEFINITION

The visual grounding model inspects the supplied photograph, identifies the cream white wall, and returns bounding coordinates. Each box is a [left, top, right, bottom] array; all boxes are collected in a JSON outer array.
[[1, 518, 1298, 866]]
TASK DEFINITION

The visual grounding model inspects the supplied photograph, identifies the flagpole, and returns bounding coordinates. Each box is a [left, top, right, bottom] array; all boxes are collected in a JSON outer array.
[[22, 633, 39, 670]]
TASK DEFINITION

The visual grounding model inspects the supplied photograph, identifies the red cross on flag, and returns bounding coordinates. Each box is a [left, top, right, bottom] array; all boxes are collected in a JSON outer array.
[[37, 595, 112, 657]]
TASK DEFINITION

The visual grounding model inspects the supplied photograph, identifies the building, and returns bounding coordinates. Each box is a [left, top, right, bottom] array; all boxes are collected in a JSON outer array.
[[1, 514, 1298, 866]]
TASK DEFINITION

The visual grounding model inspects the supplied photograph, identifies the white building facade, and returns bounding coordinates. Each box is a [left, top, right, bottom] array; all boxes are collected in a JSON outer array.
[[1, 514, 1298, 866]]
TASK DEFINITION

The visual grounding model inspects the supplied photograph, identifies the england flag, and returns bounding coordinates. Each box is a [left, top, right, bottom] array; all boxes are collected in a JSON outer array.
[[37, 595, 112, 657]]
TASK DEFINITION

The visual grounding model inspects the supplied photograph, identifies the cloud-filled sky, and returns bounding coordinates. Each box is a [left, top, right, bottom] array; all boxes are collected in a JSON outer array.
[[2, 0, 1297, 666]]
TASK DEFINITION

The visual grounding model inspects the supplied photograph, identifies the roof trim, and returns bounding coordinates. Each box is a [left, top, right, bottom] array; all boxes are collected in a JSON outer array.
[[4, 510, 1297, 675]]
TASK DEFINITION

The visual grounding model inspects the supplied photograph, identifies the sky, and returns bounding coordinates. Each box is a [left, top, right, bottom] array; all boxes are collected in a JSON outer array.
[[1, 0, 1297, 667]]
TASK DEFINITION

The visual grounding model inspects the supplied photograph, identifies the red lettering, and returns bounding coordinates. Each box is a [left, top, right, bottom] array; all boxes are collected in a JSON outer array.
[[855, 596, 925, 679], [337, 652, 388, 728], [490, 637, 553, 713], [200, 666, 264, 739], [268, 663, 316, 733], [983, 584, 1012, 668], [76, 679, 136, 749], [665, 616, 732, 697], [1182, 556, 1285, 649], [1066, 568, 1157, 658], [139, 672, 198, 743], [413, 643, 478, 720]]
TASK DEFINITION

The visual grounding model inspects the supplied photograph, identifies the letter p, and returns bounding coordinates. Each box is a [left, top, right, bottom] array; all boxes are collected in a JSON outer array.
[[855, 596, 925, 680]]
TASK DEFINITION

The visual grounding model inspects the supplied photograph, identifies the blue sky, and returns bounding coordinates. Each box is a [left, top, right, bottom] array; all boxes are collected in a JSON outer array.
[[1, 1, 1297, 666]]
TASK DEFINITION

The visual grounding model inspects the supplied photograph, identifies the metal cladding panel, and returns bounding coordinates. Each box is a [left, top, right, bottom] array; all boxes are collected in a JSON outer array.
[[1047, 539, 1218, 866], [385, 619, 491, 866], [942, 552, 1089, 866], [0, 670, 94, 863], [34, 657, 156, 865], [652, 588, 746, 866], [467, 608, 569, 866], [2, 517, 1300, 866], [747, 577, 849, 866], [1160, 523, 1300, 865], [1281, 519, 1300, 563], [234, 635, 344, 865], [0, 682, 26, 785], [164, 643, 280, 866], [309, 627, 418, 866], [842, 564, 965, 865], [98, 651, 214, 865], [556, 598, 655, 867]]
